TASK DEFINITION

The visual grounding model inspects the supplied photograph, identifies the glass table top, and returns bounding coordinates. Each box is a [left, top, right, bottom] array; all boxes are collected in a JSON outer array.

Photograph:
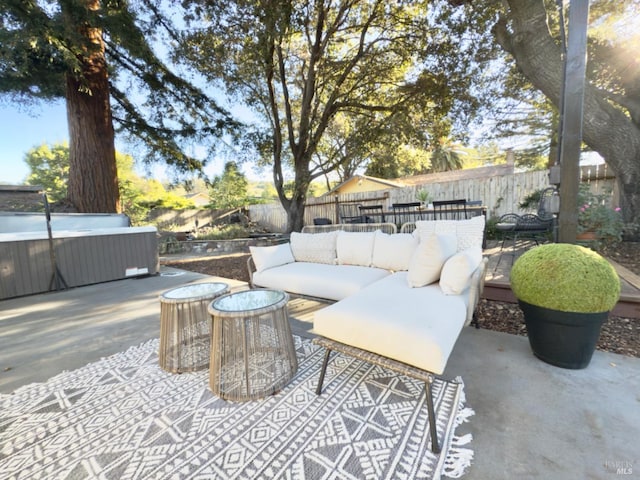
[[212, 289, 286, 313], [163, 282, 228, 300]]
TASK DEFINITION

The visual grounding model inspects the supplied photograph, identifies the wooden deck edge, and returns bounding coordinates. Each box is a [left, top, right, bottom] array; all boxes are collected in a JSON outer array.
[[482, 283, 517, 303], [612, 301, 640, 319], [482, 280, 640, 319], [606, 258, 640, 291]]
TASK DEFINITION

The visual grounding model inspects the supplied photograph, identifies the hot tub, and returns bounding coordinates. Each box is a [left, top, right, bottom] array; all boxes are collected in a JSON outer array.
[[0, 226, 159, 300]]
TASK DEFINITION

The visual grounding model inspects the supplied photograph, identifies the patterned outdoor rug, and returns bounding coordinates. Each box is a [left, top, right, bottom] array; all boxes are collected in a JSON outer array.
[[0, 337, 473, 480]]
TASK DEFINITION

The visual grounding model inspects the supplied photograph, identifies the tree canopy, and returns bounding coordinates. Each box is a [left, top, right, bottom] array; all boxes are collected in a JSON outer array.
[[24, 143, 71, 203], [491, 0, 640, 230], [0, 0, 236, 212], [177, 0, 497, 231], [6, 0, 637, 235], [24, 142, 194, 224], [207, 161, 249, 209]]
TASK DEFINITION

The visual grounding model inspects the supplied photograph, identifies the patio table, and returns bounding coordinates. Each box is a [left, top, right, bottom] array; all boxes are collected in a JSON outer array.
[[159, 282, 229, 373], [208, 289, 298, 401]]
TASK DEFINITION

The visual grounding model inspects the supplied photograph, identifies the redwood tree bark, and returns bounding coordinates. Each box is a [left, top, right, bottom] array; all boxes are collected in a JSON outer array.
[[65, 0, 120, 213], [494, 0, 640, 233]]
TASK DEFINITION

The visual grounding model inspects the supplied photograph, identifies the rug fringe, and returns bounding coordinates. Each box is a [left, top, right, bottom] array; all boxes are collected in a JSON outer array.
[[439, 376, 474, 479]]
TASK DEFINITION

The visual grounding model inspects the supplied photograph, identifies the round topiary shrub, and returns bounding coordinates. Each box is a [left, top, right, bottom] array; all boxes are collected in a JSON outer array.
[[511, 243, 621, 313]]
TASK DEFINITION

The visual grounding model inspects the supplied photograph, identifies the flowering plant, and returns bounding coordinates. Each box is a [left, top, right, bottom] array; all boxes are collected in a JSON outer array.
[[577, 186, 623, 243]]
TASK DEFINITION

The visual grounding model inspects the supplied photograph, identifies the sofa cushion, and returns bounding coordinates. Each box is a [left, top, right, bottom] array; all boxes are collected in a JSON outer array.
[[336, 231, 376, 267], [439, 246, 483, 295], [252, 262, 390, 301], [313, 272, 468, 375], [290, 231, 338, 265], [371, 231, 419, 271], [413, 216, 485, 252], [249, 243, 295, 273], [407, 233, 457, 287]]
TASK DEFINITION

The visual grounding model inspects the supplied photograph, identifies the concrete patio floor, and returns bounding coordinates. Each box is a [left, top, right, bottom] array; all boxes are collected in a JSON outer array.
[[1, 266, 639, 479]]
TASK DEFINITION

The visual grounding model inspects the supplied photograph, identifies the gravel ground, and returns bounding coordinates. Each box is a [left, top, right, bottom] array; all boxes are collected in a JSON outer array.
[[163, 242, 640, 359]]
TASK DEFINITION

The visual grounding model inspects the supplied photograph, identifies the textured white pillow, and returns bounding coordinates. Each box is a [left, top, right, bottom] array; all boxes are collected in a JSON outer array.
[[407, 233, 457, 287], [371, 231, 419, 271], [336, 231, 376, 266], [414, 216, 485, 252], [249, 243, 295, 273], [440, 246, 483, 295], [454, 215, 485, 251], [290, 231, 338, 265]]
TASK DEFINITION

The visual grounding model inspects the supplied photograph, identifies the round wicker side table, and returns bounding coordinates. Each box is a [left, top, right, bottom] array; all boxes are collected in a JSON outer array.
[[159, 282, 229, 373], [208, 289, 298, 401]]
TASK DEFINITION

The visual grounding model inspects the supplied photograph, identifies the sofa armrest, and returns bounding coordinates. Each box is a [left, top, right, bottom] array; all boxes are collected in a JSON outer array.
[[247, 255, 257, 287], [465, 257, 488, 326]]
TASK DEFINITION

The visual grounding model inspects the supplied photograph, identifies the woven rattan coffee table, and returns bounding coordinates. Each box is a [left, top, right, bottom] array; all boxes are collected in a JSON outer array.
[[207, 289, 298, 401], [159, 282, 229, 373]]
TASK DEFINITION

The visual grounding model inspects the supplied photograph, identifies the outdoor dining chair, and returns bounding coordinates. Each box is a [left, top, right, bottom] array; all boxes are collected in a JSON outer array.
[[392, 202, 423, 227], [358, 205, 385, 223], [432, 199, 469, 220], [496, 186, 558, 251], [339, 203, 364, 224]]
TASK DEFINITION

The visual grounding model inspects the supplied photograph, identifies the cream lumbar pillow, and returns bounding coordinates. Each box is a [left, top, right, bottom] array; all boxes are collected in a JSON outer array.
[[336, 231, 376, 267], [371, 231, 419, 271], [407, 233, 457, 288], [439, 246, 483, 295], [249, 243, 295, 272], [289, 231, 338, 264]]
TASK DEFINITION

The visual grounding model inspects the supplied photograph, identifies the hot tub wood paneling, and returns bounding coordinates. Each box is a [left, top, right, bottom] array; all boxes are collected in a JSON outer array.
[[0, 227, 158, 300]]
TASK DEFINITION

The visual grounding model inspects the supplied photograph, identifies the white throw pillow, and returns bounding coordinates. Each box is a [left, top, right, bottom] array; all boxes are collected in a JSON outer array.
[[336, 231, 376, 267], [249, 243, 295, 273], [414, 216, 485, 252], [439, 246, 483, 295], [371, 231, 419, 271], [407, 233, 457, 287], [290, 231, 338, 265]]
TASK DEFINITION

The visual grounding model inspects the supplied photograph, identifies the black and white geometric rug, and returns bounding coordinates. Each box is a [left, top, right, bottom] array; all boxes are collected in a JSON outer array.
[[0, 337, 473, 479]]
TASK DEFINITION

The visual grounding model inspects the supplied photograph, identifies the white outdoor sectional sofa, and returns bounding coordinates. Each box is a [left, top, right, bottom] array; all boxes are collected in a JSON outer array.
[[247, 217, 487, 453]]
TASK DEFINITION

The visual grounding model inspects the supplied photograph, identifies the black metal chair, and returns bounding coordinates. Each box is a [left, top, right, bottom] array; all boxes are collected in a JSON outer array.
[[432, 199, 469, 220], [359, 205, 385, 223], [496, 186, 557, 251], [495, 213, 520, 250], [339, 203, 364, 224], [313, 217, 332, 226], [510, 214, 554, 246], [392, 202, 422, 227], [537, 186, 558, 220]]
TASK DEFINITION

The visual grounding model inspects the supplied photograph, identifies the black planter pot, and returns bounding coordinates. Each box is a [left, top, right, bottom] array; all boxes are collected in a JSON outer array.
[[518, 301, 609, 369]]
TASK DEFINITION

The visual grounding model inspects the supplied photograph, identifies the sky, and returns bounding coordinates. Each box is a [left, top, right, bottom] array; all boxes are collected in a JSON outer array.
[[0, 101, 69, 184], [1, 98, 606, 189], [0, 99, 257, 186]]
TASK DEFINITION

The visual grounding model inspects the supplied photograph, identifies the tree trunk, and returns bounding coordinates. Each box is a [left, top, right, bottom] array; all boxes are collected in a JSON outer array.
[[495, 0, 640, 232], [286, 195, 306, 233], [286, 158, 312, 233], [65, 0, 120, 213]]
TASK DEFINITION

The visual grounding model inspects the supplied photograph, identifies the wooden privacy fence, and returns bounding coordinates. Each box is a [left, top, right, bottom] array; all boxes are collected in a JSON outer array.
[[247, 166, 617, 232], [248, 169, 551, 232], [148, 207, 245, 231]]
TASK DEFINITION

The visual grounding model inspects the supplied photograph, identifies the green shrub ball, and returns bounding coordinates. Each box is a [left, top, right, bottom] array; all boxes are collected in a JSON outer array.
[[511, 243, 621, 313]]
